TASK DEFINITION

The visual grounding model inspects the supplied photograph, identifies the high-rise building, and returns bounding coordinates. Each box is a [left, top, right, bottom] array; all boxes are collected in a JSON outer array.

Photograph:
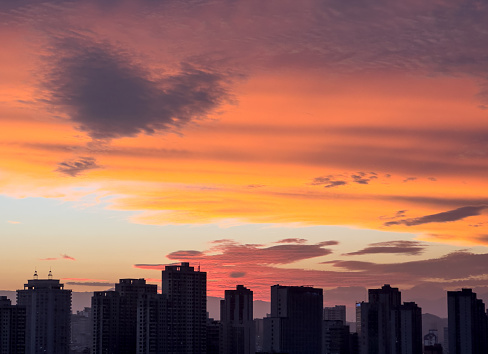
[[263, 285, 323, 354], [16, 272, 72, 354], [254, 318, 264, 353], [206, 317, 221, 354], [359, 284, 422, 354], [71, 307, 92, 354], [359, 284, 401, 354], [448, 288, 488, 354], [92, 278, 157, 354], [391, 302, 422, 354], [220, 285, 254, 354], [0, 296, 26, 354], [323, 319, 350, 354], [137, 292, 167, 354], [324, 305, 346, 324], [162, 262, 207, 353]]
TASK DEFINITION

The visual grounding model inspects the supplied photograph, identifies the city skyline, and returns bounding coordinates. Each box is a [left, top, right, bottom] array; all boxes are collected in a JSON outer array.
[[1, 0, 488, 302], [4, 267, 486, 353]]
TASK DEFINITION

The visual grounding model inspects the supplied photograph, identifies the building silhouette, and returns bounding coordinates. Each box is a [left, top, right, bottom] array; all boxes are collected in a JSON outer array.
[[323, 319, 351, 354], [71, 307, 92, 353], [206, 317, 221, 354], [324, 305, 346, 324], [448, 288, 488, 354], [359, 284, 422, 354], [137, 292, 167, 354], [162, 262, 207, 353], [391, 302, 422, 354], [16, 271, 71, 354], [220, 285, 254, 354], [0, 296, 26, 354], [92, 278, 157, 354], [263, 285, 323, 354]]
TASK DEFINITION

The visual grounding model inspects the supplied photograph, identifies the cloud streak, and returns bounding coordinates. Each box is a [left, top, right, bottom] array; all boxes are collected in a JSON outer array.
[[40, 254, 76, 261], [344, 240, 425, 256], [56, 157, 100, 177], [385, 206, 487, 227]]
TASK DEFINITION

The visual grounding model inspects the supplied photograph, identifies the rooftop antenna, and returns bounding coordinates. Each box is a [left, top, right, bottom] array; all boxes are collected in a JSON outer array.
[[198, 262, 200, 272], [33, 268, 38, 280], [48, 268, 53, 280]]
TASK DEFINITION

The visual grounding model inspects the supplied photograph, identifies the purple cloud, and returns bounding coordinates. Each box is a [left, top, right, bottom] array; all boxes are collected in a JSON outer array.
[[385, 205, 487, 226]]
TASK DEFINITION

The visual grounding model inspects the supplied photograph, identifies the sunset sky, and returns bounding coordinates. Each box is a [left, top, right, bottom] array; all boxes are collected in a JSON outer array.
[[1, 0, 488, 306]]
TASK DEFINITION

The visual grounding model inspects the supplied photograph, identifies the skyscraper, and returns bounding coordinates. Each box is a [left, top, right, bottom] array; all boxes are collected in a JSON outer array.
[[162, 262, 207, 353], [448, 288, 488, 354], [92, 278, 158, 354], [220, 285, 254, 354], [263, 285, 323, 354], [322, 319, 351, 354], [359, 284, 422, 354], [0, 296, 26, 354], [137, 292, 167, 354], [359, 284, 401, 354], [324, 305, 346, 324], [391, 302, 422, 354], [16, 271, 71, 354]]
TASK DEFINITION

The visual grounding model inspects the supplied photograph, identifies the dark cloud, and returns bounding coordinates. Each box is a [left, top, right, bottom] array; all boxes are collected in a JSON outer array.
[[229, 271, 246, 278], [396, 210, 407, 218], [329, 250, 488, 280], [167, 250, 204, 259], [45, 38, 231, 140], [317, 241, 339, 246], [351, 172, 378, 185], [384, 205, 487, 227], [311, 172, 381, 188], [56, 157, 100, 177], [344, 240, 425, 256], [310, 176, 347, 188], [403, 177, 417, 183], [275, 238, 307, 244]]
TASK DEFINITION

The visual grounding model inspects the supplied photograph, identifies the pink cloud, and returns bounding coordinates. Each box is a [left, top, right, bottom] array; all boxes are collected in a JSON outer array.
[[135, 242, 488, 300], [40, 254, 76, 261], [61, 254, 76, 261]]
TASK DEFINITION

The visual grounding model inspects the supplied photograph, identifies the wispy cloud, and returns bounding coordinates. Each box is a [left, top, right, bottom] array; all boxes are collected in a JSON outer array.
[[40, 254, 76, 261], [56, 156, 100, 177], [385, 206, 487, 227], [328, 250, 488, 281], [311, 172, 382, 188], [275, 238, 308, 244], [344, 240, 426, 256]]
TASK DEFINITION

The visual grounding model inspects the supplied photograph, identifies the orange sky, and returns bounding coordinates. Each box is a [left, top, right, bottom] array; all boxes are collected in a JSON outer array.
[[1, 0, 488, 308]]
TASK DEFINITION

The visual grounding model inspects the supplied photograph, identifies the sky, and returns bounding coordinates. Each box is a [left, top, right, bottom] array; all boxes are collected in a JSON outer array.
[[1, 0, 488, 309]]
